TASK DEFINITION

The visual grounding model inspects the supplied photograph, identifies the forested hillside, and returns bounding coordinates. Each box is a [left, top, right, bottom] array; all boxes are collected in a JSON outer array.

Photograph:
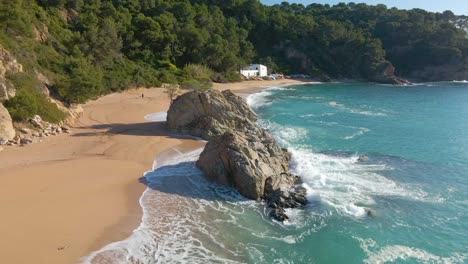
[[1, 0, 467, 123]]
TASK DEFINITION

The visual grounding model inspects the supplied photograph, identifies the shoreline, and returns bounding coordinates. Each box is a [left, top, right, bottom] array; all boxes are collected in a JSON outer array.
[[0, 79, 301, 264]]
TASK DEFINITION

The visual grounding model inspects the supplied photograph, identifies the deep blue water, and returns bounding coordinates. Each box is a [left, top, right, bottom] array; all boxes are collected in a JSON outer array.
[[244, 82, 468, 263]]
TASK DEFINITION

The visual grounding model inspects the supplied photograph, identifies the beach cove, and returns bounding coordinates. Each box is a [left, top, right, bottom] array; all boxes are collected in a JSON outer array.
[[0, 79, 301, 264]]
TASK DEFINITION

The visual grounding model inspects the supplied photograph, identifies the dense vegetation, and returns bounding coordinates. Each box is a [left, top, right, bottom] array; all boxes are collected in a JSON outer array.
[[1, 0, 467, 122]]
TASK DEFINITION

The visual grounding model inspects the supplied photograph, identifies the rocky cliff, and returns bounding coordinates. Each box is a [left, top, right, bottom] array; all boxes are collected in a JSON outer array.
[[0, 45, 22, 102], [167, 90, 307, 221], [0, 103, 15, 144], [0, 45, 82, 147], [368, 61, 412, 85], [0, 45, 22, 143]]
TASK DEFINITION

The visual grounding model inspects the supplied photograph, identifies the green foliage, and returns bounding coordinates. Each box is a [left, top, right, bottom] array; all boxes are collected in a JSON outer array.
[[212, 71, 242, 83], [1, 0, 467, 125], [181, 78, 212, 91], [4, 89, 39, 121], [164, 83, 179, 104], [4, 72, 66, 122], [183, 64, 214, 80], [0, 0, 33, 36], [56, 55, 104, 104]]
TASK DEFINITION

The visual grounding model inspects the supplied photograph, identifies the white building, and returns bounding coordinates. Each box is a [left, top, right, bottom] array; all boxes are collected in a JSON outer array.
[[240, 64, 268, 77]]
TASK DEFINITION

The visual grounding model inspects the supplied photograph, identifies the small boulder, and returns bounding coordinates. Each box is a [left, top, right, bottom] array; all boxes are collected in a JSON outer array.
[[270, 208, 289, 222], [357, 155, 369, 162], [19, 128, 31, 134], [20, 136, 34, 145], [30, 115, 43, 128], [364, 207, 377, 218]]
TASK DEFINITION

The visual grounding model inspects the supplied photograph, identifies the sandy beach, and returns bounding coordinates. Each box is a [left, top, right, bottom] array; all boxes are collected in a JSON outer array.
[[0, 79, 301, 264]]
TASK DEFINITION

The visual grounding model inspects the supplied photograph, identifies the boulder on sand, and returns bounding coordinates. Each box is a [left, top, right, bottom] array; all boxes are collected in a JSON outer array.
[[167, 90, 307, 221], [0, 103, 15, 145]]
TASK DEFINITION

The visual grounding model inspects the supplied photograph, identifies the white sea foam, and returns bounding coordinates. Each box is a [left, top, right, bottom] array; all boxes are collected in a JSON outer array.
[[354, 237, 468, 264], [291, 146, 444, 217], [328, 101, 388, 116], [144, 111, 167, 122], [300, 112, 335, 118], [246, 89, 274, 108], [246, 86, 291, 109], [82, 148, 248, 264], [257, 122, 440, 218], [257, 120, 308, 147], [343, 127, 370, 140]]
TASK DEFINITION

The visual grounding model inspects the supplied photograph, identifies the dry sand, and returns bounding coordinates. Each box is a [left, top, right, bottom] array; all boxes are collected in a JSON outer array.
[[0, 79, 300, 264]]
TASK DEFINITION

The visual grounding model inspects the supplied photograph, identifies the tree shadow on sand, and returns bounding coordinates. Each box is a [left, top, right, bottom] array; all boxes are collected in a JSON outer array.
[[71, 121, 193, 139]]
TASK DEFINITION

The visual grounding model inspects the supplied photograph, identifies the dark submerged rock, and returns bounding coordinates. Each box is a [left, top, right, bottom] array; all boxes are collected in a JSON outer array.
[[357, 155, 369, 162], [167, 90, 307, 221]]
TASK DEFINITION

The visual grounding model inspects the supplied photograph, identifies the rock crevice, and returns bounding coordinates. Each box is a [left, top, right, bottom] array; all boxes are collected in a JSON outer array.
[[167, 90, 307, 221]]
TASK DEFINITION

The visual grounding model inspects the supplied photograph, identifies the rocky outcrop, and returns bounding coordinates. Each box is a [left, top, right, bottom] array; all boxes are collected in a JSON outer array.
[[0, 103, 15, 144], [0, 45, 23, 102], [167, 89, 257, 140], [196, 130, 294, 200], [369, 61, 412, 85], [167, 90, 307, 221], [33, 69, 83, 125], [33, 25, 48, 42], [1, 114, 72, 147]]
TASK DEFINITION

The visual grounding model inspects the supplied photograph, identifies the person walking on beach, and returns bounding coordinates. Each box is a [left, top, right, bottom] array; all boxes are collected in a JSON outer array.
[[141, 93, 144, 99]]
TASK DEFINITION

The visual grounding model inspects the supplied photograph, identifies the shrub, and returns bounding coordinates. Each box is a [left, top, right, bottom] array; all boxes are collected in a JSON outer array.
[[183, 64, 214, 80], [4, 89, 38, 121], [4, 88, 66, 122], [180, 78, 213, 91], [5, 72, 66, 122], [56, 57, 104, 104], [212, 71, 242, 83]]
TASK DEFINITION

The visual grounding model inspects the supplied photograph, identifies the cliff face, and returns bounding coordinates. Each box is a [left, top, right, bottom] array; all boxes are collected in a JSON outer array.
[[0, 103, 15, 144], [368, 61, 412, 85], [167, 90, 307, 221], [0, 45, 82, 146], [0, 45, 22, 143], [0, 45, 22, 102]]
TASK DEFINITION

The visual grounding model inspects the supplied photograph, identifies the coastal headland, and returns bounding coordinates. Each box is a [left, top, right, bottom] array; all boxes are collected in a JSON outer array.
[[0, 79, 301, 264]]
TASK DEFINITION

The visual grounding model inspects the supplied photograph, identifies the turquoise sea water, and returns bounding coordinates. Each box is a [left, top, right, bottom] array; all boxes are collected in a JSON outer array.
[[246, 82, 468, 263], [85, 82, 468, 264]]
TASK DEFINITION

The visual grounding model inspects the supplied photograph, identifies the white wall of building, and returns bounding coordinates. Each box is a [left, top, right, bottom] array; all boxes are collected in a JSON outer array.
[[240, 64, 268, 77], [240, 69, 259, 77]]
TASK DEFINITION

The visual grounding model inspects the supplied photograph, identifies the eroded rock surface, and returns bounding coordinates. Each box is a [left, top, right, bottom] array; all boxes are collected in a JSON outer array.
[[0, 103, 15, 144], [0, 45, 22, 102], [167, 90, 307, 221], [167, 89, 256, 140], [369, 61, 412, 85]]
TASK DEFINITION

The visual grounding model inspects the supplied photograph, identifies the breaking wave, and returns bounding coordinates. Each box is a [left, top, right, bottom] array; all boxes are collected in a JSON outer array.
[[328, 101, 389, 117], [354, 237, 468, 264]]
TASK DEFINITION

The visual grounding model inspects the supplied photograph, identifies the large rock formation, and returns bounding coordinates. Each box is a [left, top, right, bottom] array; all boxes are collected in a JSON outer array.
[[167, 89, 256, 140], [0, 103, 15, 144], [369, 61, 412, 85], [0, 45, 22, 102], [167, 90, 307, 221]]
